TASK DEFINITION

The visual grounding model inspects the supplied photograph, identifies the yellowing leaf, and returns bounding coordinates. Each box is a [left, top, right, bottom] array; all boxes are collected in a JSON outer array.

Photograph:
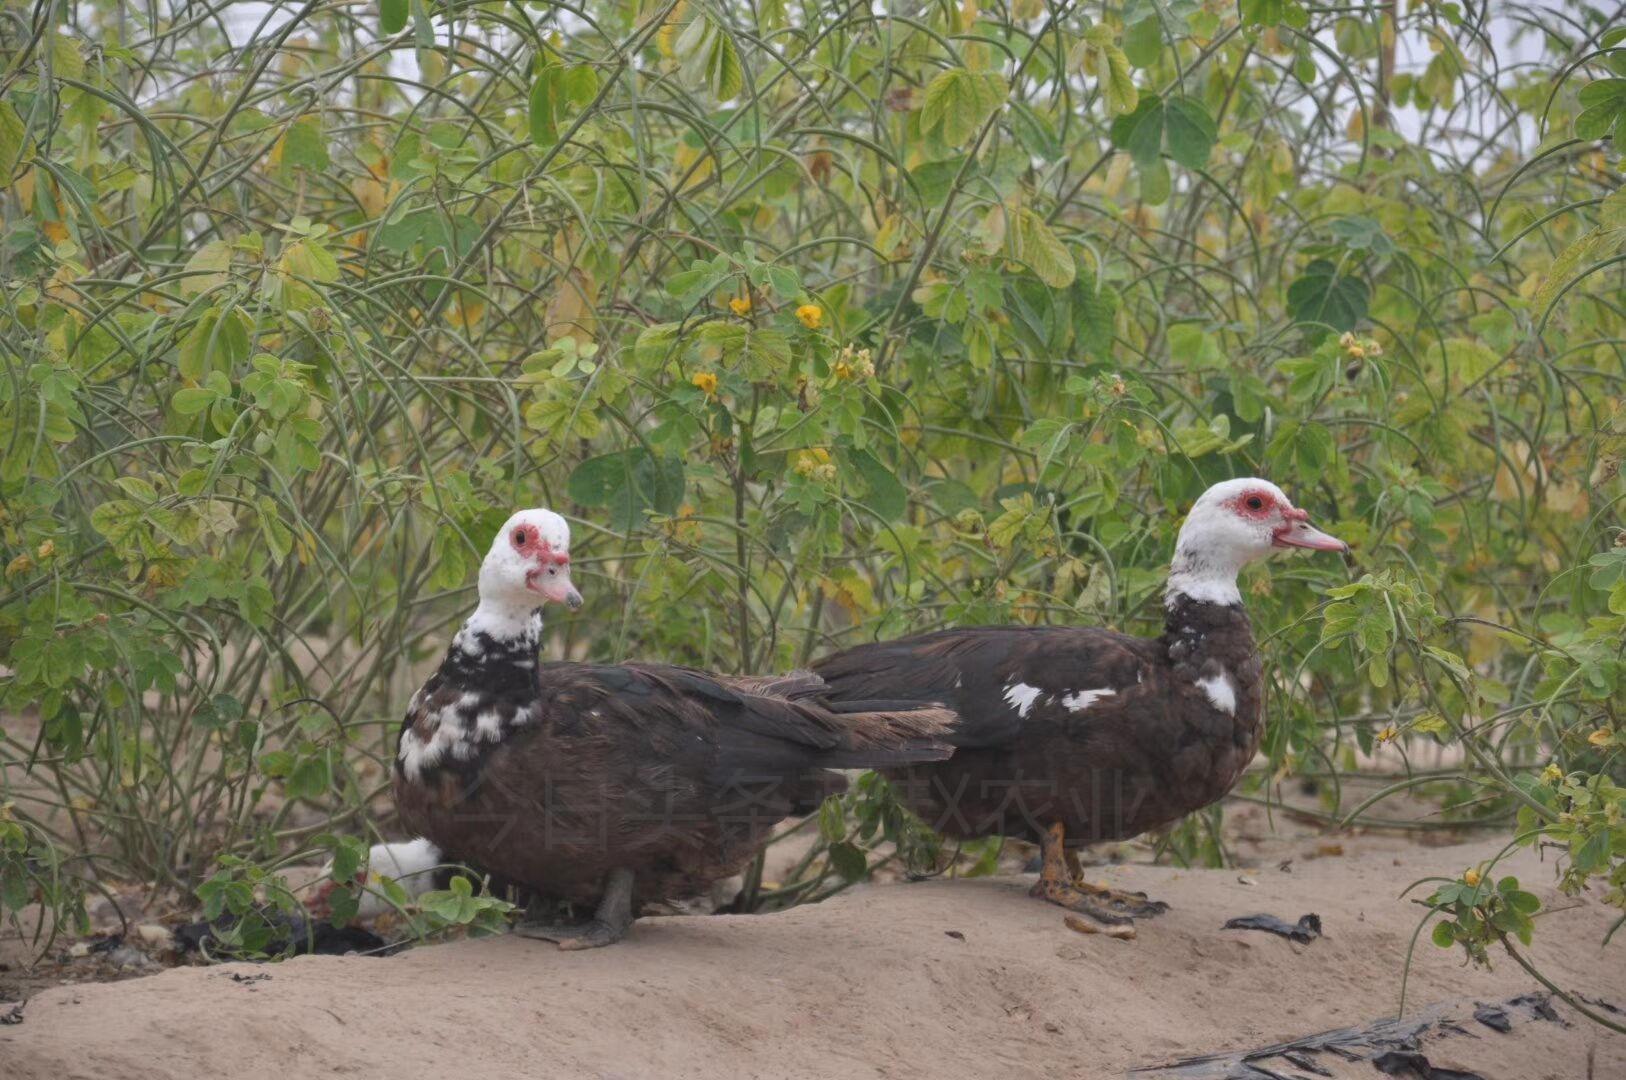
[[920, 68, 1008, 145], [181, 240, 233, 296], [0, 100, 32, 182], [1009, 208, 1075, 288], [1075, 24, 1138, 116]]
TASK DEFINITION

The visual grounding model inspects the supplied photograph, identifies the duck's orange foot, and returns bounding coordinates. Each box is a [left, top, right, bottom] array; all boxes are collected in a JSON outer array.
[[1029, 876, 1169, 925]]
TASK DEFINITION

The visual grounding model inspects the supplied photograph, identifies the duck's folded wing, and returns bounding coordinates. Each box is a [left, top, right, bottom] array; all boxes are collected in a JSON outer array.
[[600, 662, 957, 779], [814, 626, 1153, 748]]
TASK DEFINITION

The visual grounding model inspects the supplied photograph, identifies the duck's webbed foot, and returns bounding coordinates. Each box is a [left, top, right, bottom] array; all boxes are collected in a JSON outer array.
[[513, 868, 635, 950], [1029, 823, 1169, 926]]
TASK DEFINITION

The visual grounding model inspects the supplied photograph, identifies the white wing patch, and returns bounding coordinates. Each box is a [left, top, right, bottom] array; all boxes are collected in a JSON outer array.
[[1059, 688, 1116, 712], [1003, 682, 1043, 717], [1196, 672, 1236, 715], [1004, 683, 1122, 716]]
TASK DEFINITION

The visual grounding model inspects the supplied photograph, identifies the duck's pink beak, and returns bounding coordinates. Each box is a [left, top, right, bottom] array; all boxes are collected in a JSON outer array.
[[1272, 508, 1349, 552], [526, 554, 583, 609]]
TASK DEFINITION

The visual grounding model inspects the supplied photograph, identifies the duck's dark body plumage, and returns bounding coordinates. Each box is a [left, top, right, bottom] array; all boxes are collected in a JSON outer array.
[[392, 620, 957, 909], [812, 594, 1263, 847]]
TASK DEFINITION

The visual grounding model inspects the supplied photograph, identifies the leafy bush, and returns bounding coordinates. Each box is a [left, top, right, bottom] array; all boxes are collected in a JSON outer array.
[[0, 0, 1620, 1010]]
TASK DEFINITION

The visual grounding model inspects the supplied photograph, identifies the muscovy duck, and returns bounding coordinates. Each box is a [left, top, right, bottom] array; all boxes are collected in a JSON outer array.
[[812, 478, 1347, 924], [392, 508, 957, 948]]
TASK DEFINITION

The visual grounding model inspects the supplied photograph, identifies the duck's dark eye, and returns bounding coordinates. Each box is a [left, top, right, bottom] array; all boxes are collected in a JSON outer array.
[[513, 528, 529, 545], [1245, 496, 1265, 511]]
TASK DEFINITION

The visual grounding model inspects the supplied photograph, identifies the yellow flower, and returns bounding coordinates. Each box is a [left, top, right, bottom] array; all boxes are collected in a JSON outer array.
[[1542, 763, 1563, 783], [1588, 728, 1613, 747], [1463, 868, 1481, 887], [793, 448, 835, 482], [36, 539, 55, 560], [795, 304, 823, 329], [691, 371, 719, 397], [832, 344, 875, 381], [5, 554, 34, 577], [1376, 724, 1398, 744], [729, 296, 752, 316]]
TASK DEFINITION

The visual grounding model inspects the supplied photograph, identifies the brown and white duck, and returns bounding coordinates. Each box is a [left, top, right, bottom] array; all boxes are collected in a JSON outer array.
[[812, 478, 1348, 924], [391, 508, 957, 948]]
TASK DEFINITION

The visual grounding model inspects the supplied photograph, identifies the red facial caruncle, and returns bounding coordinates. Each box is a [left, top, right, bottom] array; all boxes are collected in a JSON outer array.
[[1229, 488, 1279, 519], [1227, 490, 1348, 553], [511, 525, 582, 608]]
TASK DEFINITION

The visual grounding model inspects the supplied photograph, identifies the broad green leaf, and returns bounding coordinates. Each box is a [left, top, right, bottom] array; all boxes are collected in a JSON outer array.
[[1110, 93, 1165, 166], [845, 449, 907, 520], [1139, 157, 1171, 204], [1071, 270, 1119, 356], [529, 60, 564, 147], [1164, 96, 1217, 170], [380, 0, 408, 34], [568, 448, 686, 532], [827, 841, 868, 882], [1240, 0, 1307, 28], [1123, 16, 1163, 69], [280, 115, 329, 172], [1286, 259, 1369, 330], [171, 386, 217, 415], [178, 308, 250, 380]]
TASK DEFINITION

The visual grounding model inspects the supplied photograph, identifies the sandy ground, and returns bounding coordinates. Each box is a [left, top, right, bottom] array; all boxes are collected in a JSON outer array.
[[1, 837, 1620, 1080]]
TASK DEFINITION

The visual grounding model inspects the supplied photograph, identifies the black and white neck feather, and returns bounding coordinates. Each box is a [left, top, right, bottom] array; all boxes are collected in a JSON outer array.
[[396, 509, 580, 783]]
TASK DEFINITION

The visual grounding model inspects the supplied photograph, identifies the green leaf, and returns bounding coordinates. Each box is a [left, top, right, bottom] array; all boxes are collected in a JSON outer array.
[[568, 448, 686, 532], [529, 61, 563, 147], [1164, 96, 1217, 170], [1240, 0, 1307, 28], [1139, 157, 1171, 205], [1008, 101, 1061, 161], [921, 68, 1008, 145], [1110, 93, 1165, 166], [1123, 17, 1163, 69], [845, 449, 907, 520], [827, 841, 868, 882], [1111, 94, 1215, 171], [1286, 259, 1370, 330], [380, 0, 408, 34], [1431, 920, 1456, 948], [1070, 269, 1119, 356], [280, 115, 329, 172], [178, 308, 251, 380], [817, 797, 845, 843]]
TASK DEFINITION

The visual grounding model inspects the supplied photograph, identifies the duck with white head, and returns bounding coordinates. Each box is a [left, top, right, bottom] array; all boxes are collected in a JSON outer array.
[[388, 508, 959, 948], [813, 478, 1347, 925]]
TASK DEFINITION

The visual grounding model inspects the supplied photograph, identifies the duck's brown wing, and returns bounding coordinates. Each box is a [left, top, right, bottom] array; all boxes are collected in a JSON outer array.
[[813, 626, 1158, 749], [608, 662, 957, 778]]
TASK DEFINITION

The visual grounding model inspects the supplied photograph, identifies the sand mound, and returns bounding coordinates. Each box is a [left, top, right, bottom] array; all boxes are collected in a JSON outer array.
[[2, 839, 1620, 1079]]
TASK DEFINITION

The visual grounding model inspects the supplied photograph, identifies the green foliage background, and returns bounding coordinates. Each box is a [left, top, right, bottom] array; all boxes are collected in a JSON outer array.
[[0, 0, 1622, 983]]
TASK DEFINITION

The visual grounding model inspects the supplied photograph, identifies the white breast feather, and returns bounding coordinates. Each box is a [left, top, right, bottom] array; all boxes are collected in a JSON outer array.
[[1195, 672, 1236, 715]]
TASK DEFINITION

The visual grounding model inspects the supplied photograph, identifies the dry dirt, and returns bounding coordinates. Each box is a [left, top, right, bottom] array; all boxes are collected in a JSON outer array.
[[2, 835, 1620, 1080]]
